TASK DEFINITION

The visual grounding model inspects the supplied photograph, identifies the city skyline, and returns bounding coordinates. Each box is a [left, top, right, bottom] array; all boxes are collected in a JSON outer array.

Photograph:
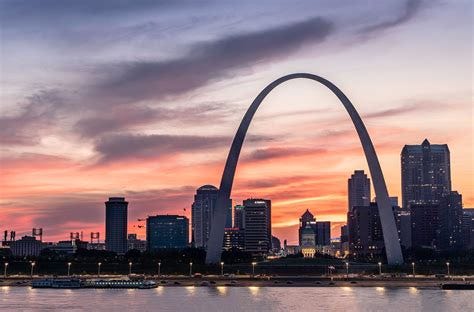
[[1, 0, 472, 245]]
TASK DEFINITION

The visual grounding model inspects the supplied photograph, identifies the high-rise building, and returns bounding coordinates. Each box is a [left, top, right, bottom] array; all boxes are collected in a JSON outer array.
[[146, 215, 189, 251], [410, 204, 439, 249], [348, 203, 384, 258], [222, 228, 245, 251], [271, 235, 281, 252], [394, 207, 412, 249], [401, 139, 451, 209], [462, 208, 474, 249], [242, 198, 271, 255], [234, 204, 245, 229], [348, 170, 371, 212], [298, 209, 316, 245], [315, 221, 331, 246], [438, 191, 463, 250], [191, 185, 231, 248], [105, 197, 128, 254]]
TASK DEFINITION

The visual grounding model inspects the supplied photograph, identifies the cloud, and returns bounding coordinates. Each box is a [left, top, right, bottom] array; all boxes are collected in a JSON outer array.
[[93, 17, 333, 103], [362, 101, 447, 119], [244, 147, 327, 162], [94, 133, 230, 163], [74, 102, 236, 138], [0, 89, 65, 145], [359, 0, 425, 35]]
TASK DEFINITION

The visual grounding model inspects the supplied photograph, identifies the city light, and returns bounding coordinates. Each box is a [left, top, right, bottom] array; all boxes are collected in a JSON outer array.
[[3, 263, 8, 278]]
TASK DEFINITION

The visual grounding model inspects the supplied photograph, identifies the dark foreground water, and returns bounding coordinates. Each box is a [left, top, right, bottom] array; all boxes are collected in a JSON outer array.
[[1, 286, 472, 312]]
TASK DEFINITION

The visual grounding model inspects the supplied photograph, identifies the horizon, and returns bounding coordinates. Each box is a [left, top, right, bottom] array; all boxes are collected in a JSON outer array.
[[1, 0, 472, 245]]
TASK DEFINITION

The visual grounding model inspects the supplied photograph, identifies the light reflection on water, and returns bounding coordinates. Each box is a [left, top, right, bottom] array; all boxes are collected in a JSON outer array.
[[2, 287, 471, 312]]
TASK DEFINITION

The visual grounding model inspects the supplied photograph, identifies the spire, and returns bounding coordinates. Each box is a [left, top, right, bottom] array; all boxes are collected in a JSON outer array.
[[422, 138, 430, 146]]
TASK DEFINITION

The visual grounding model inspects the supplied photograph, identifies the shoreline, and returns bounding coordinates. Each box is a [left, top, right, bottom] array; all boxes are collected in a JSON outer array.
[[2, 276, 473, 289]]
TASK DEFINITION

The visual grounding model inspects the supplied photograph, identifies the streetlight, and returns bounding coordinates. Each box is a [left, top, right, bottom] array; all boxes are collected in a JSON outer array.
[[378, 262, 382, 275], [158, 261, 161, 277], [129, 262, 133, 275], [220, 262, 224, 276], [67, 262, 72, 277], [4, 262, 8, 278], [97, 262, 102, 277], [345, 262, 349, 279], [252, 262, 257, 277], [411, 262, 415, 277], [30, 261, 35, 277], [189, 262, 193, 277], [446, 262, 450, 277]]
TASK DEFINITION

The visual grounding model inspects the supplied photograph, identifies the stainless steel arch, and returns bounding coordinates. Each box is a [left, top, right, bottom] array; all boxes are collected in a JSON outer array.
[[205, 73, 404, 265]]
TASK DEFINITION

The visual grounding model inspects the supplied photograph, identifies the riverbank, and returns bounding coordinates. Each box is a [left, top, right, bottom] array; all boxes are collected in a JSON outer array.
[[2, 275, 473, 288]]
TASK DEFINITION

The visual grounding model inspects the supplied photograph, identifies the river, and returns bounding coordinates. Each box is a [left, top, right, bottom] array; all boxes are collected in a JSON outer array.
[[1, 286, 471, 311]]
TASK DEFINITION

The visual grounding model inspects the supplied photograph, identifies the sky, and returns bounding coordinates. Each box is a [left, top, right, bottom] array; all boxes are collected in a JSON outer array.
[[0, 0, 472, 244]]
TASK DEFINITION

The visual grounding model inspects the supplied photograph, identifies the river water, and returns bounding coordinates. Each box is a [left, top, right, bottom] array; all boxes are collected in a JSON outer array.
[[1, 286, 471, 311]]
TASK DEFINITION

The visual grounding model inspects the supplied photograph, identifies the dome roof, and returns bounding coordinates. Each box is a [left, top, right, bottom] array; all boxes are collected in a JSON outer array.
[[197, 184, 218, 191]]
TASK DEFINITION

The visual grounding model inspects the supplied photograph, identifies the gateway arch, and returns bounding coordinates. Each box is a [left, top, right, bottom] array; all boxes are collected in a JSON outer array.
[[205, 73, 404, 265]]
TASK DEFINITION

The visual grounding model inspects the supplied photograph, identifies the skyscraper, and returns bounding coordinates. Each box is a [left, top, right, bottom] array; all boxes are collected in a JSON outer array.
[[410, 203, 439, 248], [315, 221, 331, 246], [105, 197, 128, 254], [191, 185, 231, 248], [234, 204, 245, 229], [401, 139, 451, 209], [348, 203, 384, 258], [222, 228, 244, 251], [146, 215, 189, 251], [438, 191, 463, 250], [348, 170, 371, 212], [242, 198, 271, 255]]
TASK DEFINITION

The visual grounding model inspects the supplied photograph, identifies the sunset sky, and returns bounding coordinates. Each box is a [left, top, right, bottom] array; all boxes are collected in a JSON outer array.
[[0, 0, 472, 244]]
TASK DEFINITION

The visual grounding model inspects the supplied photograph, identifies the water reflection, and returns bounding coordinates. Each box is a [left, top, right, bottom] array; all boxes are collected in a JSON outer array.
[[185, 286, 195, 295], [248, 286, 260, 296], [216, 286, 227, 295], [375, 287, 385, 293]]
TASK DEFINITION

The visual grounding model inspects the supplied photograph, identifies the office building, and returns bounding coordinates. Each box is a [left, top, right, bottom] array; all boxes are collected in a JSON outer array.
[[348, 203, 385, 258], [438, 191, 463, 250], [348, 170, 371, 212], [401, 139, 451, 209], [234, 204, 245, 229], [315, 221, 331, 246], [146, 215, 189, 251], [105, 197, 128, 254], [271, 235, 281, 252], [191, 185, 231, 248], [127, 234, 147, 252], [462, 209, 474, 249], [410, 204, 439, 249], [242, 198, 271, 255], [222, 228, 245, 251]]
